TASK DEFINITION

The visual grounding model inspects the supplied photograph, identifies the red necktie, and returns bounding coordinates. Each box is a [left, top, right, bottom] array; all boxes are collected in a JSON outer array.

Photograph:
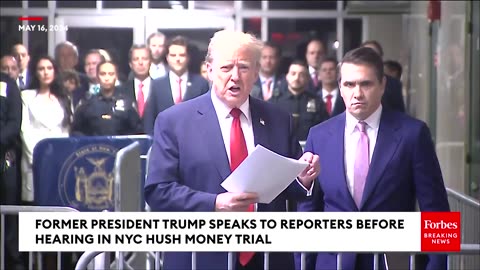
[[230, 108, 255, 266], [175, 78, 183, 104], [325, 94, 332, 115], [137, 82, 145, 117]]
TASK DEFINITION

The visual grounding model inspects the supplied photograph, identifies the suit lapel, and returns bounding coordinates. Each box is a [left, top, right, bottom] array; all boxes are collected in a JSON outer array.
[[184, 74, 194, 100], [164, 75, 175, 106], [197, 94, 231, 181], [249, 98, 270, 150], [360, 111, 401, 208], [330, 115, 358, 210]]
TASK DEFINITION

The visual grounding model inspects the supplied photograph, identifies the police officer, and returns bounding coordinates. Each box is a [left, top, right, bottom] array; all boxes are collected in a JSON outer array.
[[270, 60, 328, 141], [0, 72, 24, 270], [71, 60, 143, 136]]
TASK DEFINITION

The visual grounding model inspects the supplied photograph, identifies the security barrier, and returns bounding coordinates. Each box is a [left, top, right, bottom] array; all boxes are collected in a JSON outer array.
[[0, 205, 79, 270]]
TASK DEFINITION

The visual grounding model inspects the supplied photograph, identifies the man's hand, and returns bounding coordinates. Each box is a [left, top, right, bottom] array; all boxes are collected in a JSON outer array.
[[297, 152, 320, 189], [215, 192, 258, 212]]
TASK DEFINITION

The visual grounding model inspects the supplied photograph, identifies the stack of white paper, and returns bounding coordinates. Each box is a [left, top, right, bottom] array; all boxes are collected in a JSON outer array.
[[221, 145, 308, 204]]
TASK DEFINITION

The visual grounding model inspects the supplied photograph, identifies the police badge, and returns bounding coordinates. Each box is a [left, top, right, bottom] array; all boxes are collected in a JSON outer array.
[[306, 99, 317, 113]]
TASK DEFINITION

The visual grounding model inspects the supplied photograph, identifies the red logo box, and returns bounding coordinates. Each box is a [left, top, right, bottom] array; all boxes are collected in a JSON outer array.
[[421, 212, 461, 252]]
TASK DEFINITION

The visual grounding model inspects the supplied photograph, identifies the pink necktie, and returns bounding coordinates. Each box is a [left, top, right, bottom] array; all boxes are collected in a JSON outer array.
[[230, 108, 255, 266], [264, 79, 273, 101], [175, 78, 183, 104], [137, 82, 145, 117], [353, 121, 369, 208]]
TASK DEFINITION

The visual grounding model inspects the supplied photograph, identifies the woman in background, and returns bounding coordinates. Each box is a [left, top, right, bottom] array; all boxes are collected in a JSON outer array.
[[20, 55, 72, 202]]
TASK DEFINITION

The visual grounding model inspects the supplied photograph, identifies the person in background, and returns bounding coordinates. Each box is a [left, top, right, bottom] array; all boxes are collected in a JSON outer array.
[[297, 47, 449, 270], [383, 60, 402, 80], [250, 42, 284, 101], [270, 60, 328, 141], [0, 55, 20, 82], [317, 57, 345, 118], [54, 41, 89, 108], [143, 35, 209, 135], [59, 69, 80, 111], [20, 55, 71, 203], [71, 60, 143, 136], [305, 39, 326, 92], [83, 49, 105, 95], [147, 32, 168, 79], [144, 29, 320, 270], [121, 44, 152, 121], [200, 60, 209, 81], [360, 40, 405, 113], [11, 44, 31, 90], [0, 72, 24, 270]]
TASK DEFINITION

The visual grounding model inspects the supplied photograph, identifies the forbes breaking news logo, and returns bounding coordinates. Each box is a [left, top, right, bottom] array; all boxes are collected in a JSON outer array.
[[421, 212, 461, 252]]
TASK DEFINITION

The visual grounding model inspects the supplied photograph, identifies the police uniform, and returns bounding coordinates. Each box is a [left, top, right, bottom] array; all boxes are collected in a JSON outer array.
[[0, 72, 24, 270], [71, 87, 143, 136], [270, 88, 329, 141]]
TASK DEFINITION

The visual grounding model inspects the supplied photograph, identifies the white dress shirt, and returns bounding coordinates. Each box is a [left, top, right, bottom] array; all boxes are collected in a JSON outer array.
[[308, 65, 317, 80], [134, 77, 151, 102], [169, 71, 188, 102], [211, 91, 313, 195], [344, 105, 382, 196], [321, 88, 339, 111], [17, 70, 28, 89], [150, 62, 167, 79], [211, 91, 255, 161]]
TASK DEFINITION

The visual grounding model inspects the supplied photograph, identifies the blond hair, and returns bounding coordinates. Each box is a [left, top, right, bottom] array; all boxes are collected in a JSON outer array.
[[205, 30, 263, 64]]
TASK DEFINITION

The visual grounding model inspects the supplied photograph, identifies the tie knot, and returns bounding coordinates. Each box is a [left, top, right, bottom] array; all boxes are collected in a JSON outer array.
[[177, 78, 182, 83], [356, 121, 367, 133], [326, 94, 332, 100], [230, 108, 242, 119], [139, 82, 143, 88], [19, 75, 24, 79], [265, 78, 273, 86]]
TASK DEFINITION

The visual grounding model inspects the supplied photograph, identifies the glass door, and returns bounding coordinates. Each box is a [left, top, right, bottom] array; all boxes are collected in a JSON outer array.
[[146, 10, 234, 74], [54, 15, 144, 81]]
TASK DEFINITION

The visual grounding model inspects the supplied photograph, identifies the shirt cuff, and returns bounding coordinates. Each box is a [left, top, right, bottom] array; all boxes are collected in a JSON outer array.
[[296, 177, 315, 196]]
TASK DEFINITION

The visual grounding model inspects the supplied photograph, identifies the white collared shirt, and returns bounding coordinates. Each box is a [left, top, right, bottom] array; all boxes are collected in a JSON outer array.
[[322, 88, 339, 110], [259, 74, 275, 98], [210, 90, 313, 196], [308, 65, 317, 79], [344, 105, 382, 196], [134, 77, 151, 102], [150, 62, 167, 79], [169, 71, 188, 102], [210, 90, 255, 161], [17, 70, 28, 88]]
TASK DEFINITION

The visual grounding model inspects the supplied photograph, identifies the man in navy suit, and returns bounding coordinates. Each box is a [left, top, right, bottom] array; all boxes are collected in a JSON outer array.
[[143, 35, 209, 134], [317, 57, 345, 118], [11, 44, 31, 90], [145, 30, 320, 270], [297, 47, 449, 270]]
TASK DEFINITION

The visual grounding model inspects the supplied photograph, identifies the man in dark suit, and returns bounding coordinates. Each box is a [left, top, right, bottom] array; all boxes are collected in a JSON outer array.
[[144, 30, 320, 270], [317, 57, 345, 117], [143, 36, 209, 134], [121, 44, 152, 124], [11, 44, 31, 90], [360, 40, 405, 113], [0, 72, 24, 270], [297, 47, 450, 270], [250, 42, 284, 101]]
